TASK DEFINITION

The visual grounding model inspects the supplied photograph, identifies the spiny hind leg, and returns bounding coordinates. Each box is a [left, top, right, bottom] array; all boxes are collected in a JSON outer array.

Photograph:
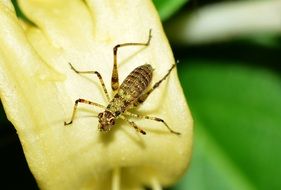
[[111, 29, 152, 94], [64, 99, 105, 125], [133, 64, 176, 107], [119, 115, 146, 135], [124, 111, 180, 135], [68, 63, 110, 101]]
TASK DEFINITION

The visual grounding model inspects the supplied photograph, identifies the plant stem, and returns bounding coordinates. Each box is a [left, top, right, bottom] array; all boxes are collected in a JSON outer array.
[[151, 178, 162, 190], [112, 167, 121, 190]]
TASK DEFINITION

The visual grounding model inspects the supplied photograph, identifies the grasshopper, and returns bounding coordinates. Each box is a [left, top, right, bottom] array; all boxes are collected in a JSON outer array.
[[64, 30, 180, 135]]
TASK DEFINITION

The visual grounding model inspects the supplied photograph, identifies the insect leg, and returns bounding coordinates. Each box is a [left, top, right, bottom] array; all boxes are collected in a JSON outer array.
[[69, 63, 110, 101], [119, 115, 146, 135], [111, 29, 152, 94], [124, 111, 180, 135], [64, 98, 105, 125], [133, 64, 175, 107]]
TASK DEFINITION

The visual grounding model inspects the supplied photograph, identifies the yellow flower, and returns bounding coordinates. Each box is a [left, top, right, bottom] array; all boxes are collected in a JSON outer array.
[[0, 0, 193, 189]]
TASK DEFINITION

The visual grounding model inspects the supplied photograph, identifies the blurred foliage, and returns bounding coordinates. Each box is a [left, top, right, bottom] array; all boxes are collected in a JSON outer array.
[[175, 61, 281, 190], [155, 0, 281, 189], [152, 0, 188, 21], [1, 0, 281, 189]]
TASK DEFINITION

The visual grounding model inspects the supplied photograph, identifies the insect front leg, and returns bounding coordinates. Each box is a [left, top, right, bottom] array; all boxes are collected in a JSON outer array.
[[111, 29, 152, 94], [124, 111, 180, 135], [64, 98, 105, 125], [133, 64, 176, 107], [68, 63, 110, 101], [119, 115, 146, 135]]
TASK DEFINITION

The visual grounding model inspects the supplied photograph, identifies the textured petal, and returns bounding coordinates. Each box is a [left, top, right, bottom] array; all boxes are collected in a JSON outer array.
[[0, 0, 192, 189]]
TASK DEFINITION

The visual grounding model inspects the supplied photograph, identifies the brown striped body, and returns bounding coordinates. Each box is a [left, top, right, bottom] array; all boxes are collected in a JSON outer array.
[[106, 64, 153, 116]]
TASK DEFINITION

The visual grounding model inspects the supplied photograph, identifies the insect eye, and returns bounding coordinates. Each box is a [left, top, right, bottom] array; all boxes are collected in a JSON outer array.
[[98, 113, 103, 118], [109, 119, 115, 125]]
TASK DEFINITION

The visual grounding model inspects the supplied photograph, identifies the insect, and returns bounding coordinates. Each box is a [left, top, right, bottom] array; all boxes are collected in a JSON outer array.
[[64, 29, 180, 135]]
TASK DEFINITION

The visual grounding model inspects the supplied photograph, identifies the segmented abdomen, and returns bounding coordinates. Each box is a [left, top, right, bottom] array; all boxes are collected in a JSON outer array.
[[107, 64, 153, 114], [120, 64, 153, 99]]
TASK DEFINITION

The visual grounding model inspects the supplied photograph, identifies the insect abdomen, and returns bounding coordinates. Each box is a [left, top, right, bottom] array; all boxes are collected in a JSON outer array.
[[107, 64, 153, 114], [120, 64, 153, 98]]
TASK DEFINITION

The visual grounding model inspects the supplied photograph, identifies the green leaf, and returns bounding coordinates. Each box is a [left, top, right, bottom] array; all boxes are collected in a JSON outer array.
[[153, 0, 188, 21], [175, 61, 281, 190]]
